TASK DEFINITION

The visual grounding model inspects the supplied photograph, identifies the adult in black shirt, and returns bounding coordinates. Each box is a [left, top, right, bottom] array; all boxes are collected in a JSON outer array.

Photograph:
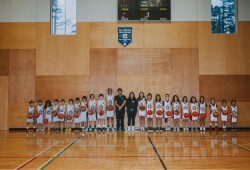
[[114, 88, 126, 131], [126, 92, 138, 132]]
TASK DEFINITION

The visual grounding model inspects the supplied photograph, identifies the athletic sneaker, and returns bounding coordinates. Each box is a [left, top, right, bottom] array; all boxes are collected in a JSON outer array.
[[200, 127, 203, 131], [173, 127, 176, 132], [203, 127, 206, 131], [106, 128, 109, 132], [177, 127, 180, 132], [94, 128, 97, 132]]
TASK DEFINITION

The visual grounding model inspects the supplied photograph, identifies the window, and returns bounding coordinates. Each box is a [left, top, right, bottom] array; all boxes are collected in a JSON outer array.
[[211, 0, 237, 34], [51, 0, 76, 35]]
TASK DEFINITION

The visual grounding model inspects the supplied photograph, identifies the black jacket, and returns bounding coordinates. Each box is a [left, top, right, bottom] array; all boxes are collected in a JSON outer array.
[[126, 98, 138, 113]]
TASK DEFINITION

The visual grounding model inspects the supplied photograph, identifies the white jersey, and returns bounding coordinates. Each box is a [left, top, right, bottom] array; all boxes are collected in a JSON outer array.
[[45, 106, 52, 123], [231, 106, 238, 123], [138, 98, 146, 116], [36, 105, 44, 116], [98, 100, 105, 111], [210, 104, 218, 122], [191, 103, 199, 113], [53, 105, 59, 112], [80, 101, 88, 122], [221, 105, 228, 121], [146, 99, 154, 118], [163, 100, 172, 111], [173, 102, 180, 112], [59, 105, 66, 114], [106, 95, 114, 106], [67, 104, 74, 115], [75, 103, 80, 113], [28, 106, 35, 114], [89, 99, 96, 111], [182, 102, 189, 113], [45, 106, 52, 115], [155, 101, 163, 118], [199, 102, 206, 114], [147, 99, 154, 111], [231, 106, 238, 115]]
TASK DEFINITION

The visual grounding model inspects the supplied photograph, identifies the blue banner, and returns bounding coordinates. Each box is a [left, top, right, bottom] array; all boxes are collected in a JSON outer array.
[[118, 27, 132, 47]]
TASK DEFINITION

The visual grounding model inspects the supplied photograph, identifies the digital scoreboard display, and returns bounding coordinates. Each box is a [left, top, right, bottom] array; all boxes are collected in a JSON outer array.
[[118, 0, 171, 21]]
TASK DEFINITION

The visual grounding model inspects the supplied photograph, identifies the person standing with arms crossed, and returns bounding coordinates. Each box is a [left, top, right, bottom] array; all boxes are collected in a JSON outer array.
[[115, 88, 126, 131]]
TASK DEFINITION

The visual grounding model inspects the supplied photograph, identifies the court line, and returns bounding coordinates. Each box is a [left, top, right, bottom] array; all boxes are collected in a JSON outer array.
[[37, 136, 81, 170], [148, 137, 167, 170], [14, 142, 58, 170], [218, 136, 250, 151]]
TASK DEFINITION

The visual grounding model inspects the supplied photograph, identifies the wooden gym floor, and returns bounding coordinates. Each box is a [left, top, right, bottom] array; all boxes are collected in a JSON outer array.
[[0, 131, 250, 170]]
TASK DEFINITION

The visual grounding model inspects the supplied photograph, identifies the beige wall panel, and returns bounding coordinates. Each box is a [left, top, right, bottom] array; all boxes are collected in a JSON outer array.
[[9, 49, 36, 103], [36, 76, 90, 101], [0, 50, 9, 76], [117, 48, 172, 76], [172, 48, 199, 99], [8, 103, 27, 128], [0, 76, 8, 130], [36, 23, 90, 76], [0, 23, 36, 49], [199, 22, 250, 75], [90, 49, 117, 97], [199, 75, 250, 102], [144, 22, 198, 48]]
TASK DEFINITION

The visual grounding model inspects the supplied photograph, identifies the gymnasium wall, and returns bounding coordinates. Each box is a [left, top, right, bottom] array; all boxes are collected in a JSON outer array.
[[0, 0, 250, 129]]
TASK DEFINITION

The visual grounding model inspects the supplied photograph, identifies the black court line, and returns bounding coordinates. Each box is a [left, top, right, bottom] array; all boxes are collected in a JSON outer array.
[[148, 137, 167, 170], [218, 136, 250, 152]]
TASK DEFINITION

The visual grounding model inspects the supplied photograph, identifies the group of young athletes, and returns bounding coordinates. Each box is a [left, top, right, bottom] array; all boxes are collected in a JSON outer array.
[[26, 88, 239, 133]]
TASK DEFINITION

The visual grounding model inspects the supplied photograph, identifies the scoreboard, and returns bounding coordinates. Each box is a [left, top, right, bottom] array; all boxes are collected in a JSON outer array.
[[118, 0, 171, 21]]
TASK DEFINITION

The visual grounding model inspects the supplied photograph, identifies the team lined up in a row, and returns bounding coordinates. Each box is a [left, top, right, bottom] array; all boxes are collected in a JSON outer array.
[[26, 89, 239, 132]]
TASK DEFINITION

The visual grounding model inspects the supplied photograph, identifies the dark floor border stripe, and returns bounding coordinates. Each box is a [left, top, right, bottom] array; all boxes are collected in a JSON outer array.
[[148, 136, 167, 170], [38, 136, 81, 170]]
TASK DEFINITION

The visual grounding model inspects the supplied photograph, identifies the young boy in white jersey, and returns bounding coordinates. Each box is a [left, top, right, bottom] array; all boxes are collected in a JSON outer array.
[[163, 94, 172, 131], [80, 96, 88, 131], [231, 100, 238, 131], [26, 101, 35, 132], [88, 94, 97, 132], [209, 98, 219, 131], [106, 88, 115, 131], [74, 97, 81, 131], [58, 99, 66, 131], [221, 100, 228, 131], [199, 96, 207, 131], [181, 96, 189, 131], [97, 94, 106, 131], [52, 99, 59, 132], [66, 99, 74, 132], [36, 100, 44, 132]]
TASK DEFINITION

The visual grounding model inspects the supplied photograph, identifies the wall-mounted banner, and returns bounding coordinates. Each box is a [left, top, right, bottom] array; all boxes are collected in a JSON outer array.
[[211, 0, 237, 34], [118, 27, 132, 47]]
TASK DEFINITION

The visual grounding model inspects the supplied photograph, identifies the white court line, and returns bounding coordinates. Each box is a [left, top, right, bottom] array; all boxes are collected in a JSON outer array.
[[14, 142, 58, 170]]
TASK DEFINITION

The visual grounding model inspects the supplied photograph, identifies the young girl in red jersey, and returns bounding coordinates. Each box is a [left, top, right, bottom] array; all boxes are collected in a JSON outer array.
[[172, 95, 181, 132]]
